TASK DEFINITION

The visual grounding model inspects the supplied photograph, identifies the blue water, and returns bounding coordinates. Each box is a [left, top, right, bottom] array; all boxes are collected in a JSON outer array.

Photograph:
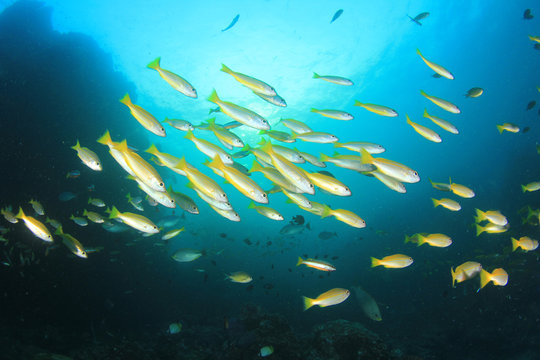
[[1, 1, 540, 359]]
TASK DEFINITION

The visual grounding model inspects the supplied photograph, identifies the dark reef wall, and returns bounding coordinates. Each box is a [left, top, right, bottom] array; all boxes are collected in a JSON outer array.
[[0, 0, 139, 206]]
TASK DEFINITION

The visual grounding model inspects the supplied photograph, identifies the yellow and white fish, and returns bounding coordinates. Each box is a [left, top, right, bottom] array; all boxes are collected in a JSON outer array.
[[72, 140, 102, 171], [221, 64, 276, 96], [259, 129, 295, 143], [88, 197, 106, 208], [207, 118, 244, 148], [249, 161, 301, 193], [371, 254, 413, 268], [432, 198, 461, 211], [521, 182, 540, 192], [360, 149, 420, 183], [177, 157, 229, 203], [416, 233, 452, 247], [333, 141, 385, 154], [451, 261, 482, 287], [449, 179, 475, 198], [423, 109, 458, 134], [248, 202, 283, 220], [116, 140, 166, 192], [168, 187, 199, 214], [55, 226, 87, 258], [15, 207, 53, 242], [172, 248, 203, 262], [127, 175, 176, 208], [145, 144, 185, 175], [321, 205, 365, 228], [369, 170, 406, 193], [416, 49, 454, 80], [281, 188, 312, 208], [29, 199, 44, 216], [406, 114, 442, 142], [292, 131, 339, 143], [108, 206, 159, 234], [252, 91, 287, 107], [528, 35, 540, 43], [429, 179, 451, 192], [297, 150, 327, 167], [119, 93, 166, 137], [1, 206, 18, 224], [312, 72, 353, 86], [511, 236, 539, 252], [310, 108, 353, 121], [83, 209, 105, 224], [186, 182, 233, 211], [354, 101, 398, 117], [476, 223, 508, 236], [147, 57, 197, 98], [478, 268, 508, 291], [303, 288, 350, 310], [475, 209, 507, 226], [184, 130, 234, 165], [297, 256, 336, 271], [209, 205, 241, 222], [207, 89, 269, 130], [496, 123, 519, 133], [303, 170, 351, 196], [96, 130, 134, 176], [278, 118, 312, 134], [162, 118, 194, 132], [162, 227, 185, 241], [225, 271, 253, 283], [420, 90, 460, 114]]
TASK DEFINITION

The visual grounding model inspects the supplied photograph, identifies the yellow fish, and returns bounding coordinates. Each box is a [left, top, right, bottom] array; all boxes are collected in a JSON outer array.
[[449, 179, 475, 198], [281, 188, 312, 208], [185, 130, 234, 165], [451, 261, 482, 287], [476, 223, 508, 236], [96, 130, 134, 176], [321, 205, 365, 228], [225, 271, 253, 283], [72, 140, 102, 171], [221, 64, 276, 96], [162, 227, 185, 241], [312, 72, 353, 86], [496, 123, 519, 133], [511, 236, 539, 252], [302, 169, 351, 196], [119, 93, 166, 137], [521, 182, 540, 192], [278, 118, 312, 134], [416, 233, 452, 248], [310, 108, 354, 121], [15, 207, 53, 242], [423, 109, 458, 134], [360, 149, 420, 183], [406, 114, 442, 142], [432, 198, 461, 211], [145, 144, 185, 175], [29, 199, 45, 216], [474, 209, 507, 226], [55, 226, 87, 258], [371, 254, 413, 268], [420, 90, 460, 114], [416, 49, 454, 80], [248, 202, 283, 220], [147, 57, 197, 98], [371, 171, 406, 193], [478, 268, 508, 291], [528, 35, 540, 43], [354, 101, 398, 117], [176, 157, 229, 203], [303, 288, 350, 310], [207, 89, 269, 130], [429, 179, 451, 191], [117, 140, 166, 193], [297, 257, 336, 271], [83, 209, 105, 224], [207, 118, 244, 148], [108, 206, 159, 234]]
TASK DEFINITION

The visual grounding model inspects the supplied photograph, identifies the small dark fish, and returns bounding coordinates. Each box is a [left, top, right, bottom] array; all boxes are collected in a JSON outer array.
[[243, 238, 252, 245], [465, 87, 483, 98], [255, 240, 260, 246], [331, 256, 339, 260], [316, 170, 335, 178], [222, 14, 239, 32], [318, 231, 337, 240], [524, 9, 534, 20], [527, 101, 536, 110], [330, 9, 343, 23], [58, 192, 77, 202], [211, 260, 217, 266], [432, 73, 442, 78], [66, 170, 80, 179], [534, 43, 540, 50], [219, 233, 227, 238], [288, 268, 292, 272], [232, 162, 250, 176], [263, 283, 274, 289], [523, 127, 531, 133], [87, 184, 95, 192], [291, 215, 304, 225], [408, 12, 429, 25], [209, 107, 221, 114]]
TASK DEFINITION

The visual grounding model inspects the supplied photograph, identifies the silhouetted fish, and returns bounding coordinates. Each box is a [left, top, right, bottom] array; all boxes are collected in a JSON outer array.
[[524, 9, 533, 20], [527, 100, 536, 110], [331, 9, 343, 23], [222, 14, 239, 32], [408, 12, 429, 25]]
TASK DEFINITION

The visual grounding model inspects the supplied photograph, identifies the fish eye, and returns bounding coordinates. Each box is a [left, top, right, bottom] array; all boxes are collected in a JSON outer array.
[[309, 184, 314, 188], [160, 182, 164, 186], [262, 193, 267, 197], [413, 172, 418, 176], [153, 226, 158, 229], [171, 199, 175, 203]]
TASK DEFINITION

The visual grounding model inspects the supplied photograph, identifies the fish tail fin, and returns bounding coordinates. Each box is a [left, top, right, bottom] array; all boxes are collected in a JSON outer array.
[[109, 206, 120, 219], [404, 234, 411, 244], [296, 256, 304, 266], [247, 201, 256, 209], [145, 144, 159, 156], [451, 267, 457, 288], [431, 198, 440, 208], [259, 139, 273, 154], [320, 205, 333, 218], [370, 257, 381, 268], [184, 130, 196, 141], [147, 57, 161, 70], [54, 226, 64, 235], [87, 198, 92, 205], [359, 148, 374, 164], [319, 153, 330, 162], [511, 237, 520, 252], [416, 48, 422, 56], [423, 108, 429, 118], [176, 156, 187, 171], [478, 269, 491, 291], [310, 108, 318, 113], [333, 142, 342, 148], [306, 222, 311, 230], [416, 235, 425, 246], [353, 100, 363, 107], [119, 93, 132, 106], [312, 72, 320, 79], [220, 64, 233, 74], [15, 207, 25, 219], [206, 117, 216, 128], [258, 130, 267, 136], [302, 296, 315, 311], [207, 89, 220, 104], [475, 209, 485, 222], [249, 160, 263, 173], [406, 114, 413, 126], [71, 140, 81, 151], [475, 224, 484, 237], [96, 130, 112, 145], [419, 90, 427, 97], [521, 184, 527, 193], [496, 125, 504, 134], [126, 193, 133, 202], [83, 209, 88, 216]]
